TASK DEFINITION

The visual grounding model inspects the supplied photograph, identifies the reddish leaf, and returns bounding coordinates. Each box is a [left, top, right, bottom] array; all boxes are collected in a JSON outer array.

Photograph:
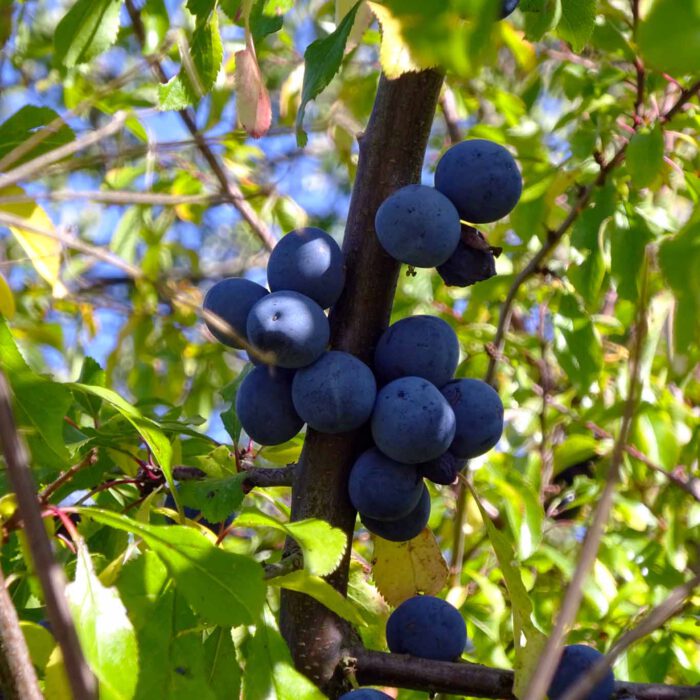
[[235, 45, 272, 138]]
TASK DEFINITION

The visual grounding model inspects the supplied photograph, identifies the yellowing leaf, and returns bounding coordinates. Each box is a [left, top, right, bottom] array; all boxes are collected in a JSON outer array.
[[336, 0, 373, 48], [0, 271, 15, 318], [235, 42, 272, 138], [368, 2, 424, 79], [371, 528, 448, 607], [0, 186, 67, 297], [44, 646, 71, 700]]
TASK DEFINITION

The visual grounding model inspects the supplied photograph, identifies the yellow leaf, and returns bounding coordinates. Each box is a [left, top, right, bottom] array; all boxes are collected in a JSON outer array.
[[371, 528, 448, 607], [367, 2, 425, 79], [0, 186, 67, 298], [336, 0, 373, 48], [500, 22, 536, 72], [0, 271, 15, 319], [44, 646, 72, 700]]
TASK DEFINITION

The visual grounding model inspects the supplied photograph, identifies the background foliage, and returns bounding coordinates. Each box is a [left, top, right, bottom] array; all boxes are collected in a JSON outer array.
[[0, 0, 699, 697]]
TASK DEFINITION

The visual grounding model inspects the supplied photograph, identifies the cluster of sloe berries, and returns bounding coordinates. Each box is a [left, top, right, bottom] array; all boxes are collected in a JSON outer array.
[[347, 138, 523, 541]]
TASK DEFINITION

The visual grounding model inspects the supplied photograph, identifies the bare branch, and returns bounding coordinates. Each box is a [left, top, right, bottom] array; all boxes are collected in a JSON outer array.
[[0, 371, 97, 700], [0, 112, 128, 192], [560, 573, 700, 700], [124, 0, 277, 251], [0, 190, 224, 207], [242, 464, 296, 492], [521, 250, 650, 700], [346, 649, 700, 700], [531, 385, 700, 502], [0, 566, 42, 700], [439, 87, 463, 145]]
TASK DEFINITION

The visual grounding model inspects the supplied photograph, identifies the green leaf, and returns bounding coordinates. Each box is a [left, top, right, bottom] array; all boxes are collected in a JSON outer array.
[[186, 0, 216, 18], [626, 126, 665, 190], [610, 219, 654, 301], [234, 510, 347, 576], [67, 538, 139, 700], [638, 0, 700, 77], [159, 12, 223, 110], [268, 569, 366, 626], [295, 1, 361, 146], [250, 0, 285, 41], [79, 508, 266, 626], [140, 0, 169, 54], [0, 318, 70, 473], [132, 587, 217, 700], [465, 481, 547, 698], [75, 357, 106, 417], [258, 432, 304, 465], [54, 0, 124, 68], [553, 435, 600, 474], [569, 244, 606, 309], [115, 550, 170, 630], [178, 473, 247, 523], [658, 220, 700, 351], [19, 621, 55, 671], [71, 383, 173, 482], [0, 106, 75, 167], [553, 293, 603, 391], [242, 608, 326, 700], [521, 0, 561, 42], [557, 0, 596, 52], [203, 627, 241, 698]]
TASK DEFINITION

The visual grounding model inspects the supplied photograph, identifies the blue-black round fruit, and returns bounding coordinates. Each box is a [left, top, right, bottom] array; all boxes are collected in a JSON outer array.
[[349, 448, 424, 521], [501, 0, 519, 18], [418, 451, 466, 485], [339, 690, 392, 700], [203, 277, 268, 348], [374, 315, 459, 388], [371, 377, 456, 464], [548, 644, 614, 700], [435, 139, 522, 224], [374, 184, 461, 267], [267, 227, 345, 309], [235, 365, 304, 445], [441, 378, 504, 459], [386, 595, 467, 661], [437, 229, 497, 287], [361, 484, 430, 542], [292, 351, 376, 433], [246, 290, 329, 368]]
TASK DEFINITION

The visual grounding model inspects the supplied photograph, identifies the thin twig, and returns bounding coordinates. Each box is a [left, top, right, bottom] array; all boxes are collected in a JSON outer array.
[[485, 77, 700, 386], [39, 450, 99, 504], [124, 0, 277, 251], [0, 112, 128, 192], [439, 87, 463, 145], [0, 371, 97, 700], [560, 573, 700, 700], [521, 250, 650, 700], [530, 385, 700, 502], [0, 189, 224, 207], [0, 566, 42, 700]]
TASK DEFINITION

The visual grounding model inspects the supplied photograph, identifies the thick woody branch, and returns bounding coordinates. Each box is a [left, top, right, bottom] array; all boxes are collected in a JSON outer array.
[[0, 566, 42, 700], [279, 68, 445, 695], [347, 650, 700, 700], [0, 372, 97, 700]]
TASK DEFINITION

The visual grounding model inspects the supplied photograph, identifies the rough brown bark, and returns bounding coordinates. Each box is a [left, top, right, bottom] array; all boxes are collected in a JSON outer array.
[[0, 566, 42, 700], [279, 69, 444, 695], [349, 649, 700, 700]]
